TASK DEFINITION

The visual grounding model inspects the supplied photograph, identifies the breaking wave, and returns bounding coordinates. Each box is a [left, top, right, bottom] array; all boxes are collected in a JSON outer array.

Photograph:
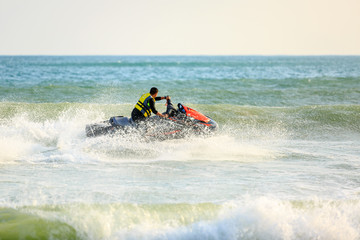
[[1, 198, 359, 240]]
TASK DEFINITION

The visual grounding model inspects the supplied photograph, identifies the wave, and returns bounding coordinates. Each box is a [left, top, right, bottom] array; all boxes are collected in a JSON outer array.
[[2, 75, 360, 106], [1, 197, 359, 240], [0, 208, 76, 239], [1, 102, 359, 133], [0, 101, 358, 164]]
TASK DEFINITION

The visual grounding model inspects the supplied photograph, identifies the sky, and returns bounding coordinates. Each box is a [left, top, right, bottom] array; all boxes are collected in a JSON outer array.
[[0, 0, 359, 55]]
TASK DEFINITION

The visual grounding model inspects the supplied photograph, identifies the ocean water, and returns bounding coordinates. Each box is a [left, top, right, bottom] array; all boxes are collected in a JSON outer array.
[[0, 56, 360, 240]]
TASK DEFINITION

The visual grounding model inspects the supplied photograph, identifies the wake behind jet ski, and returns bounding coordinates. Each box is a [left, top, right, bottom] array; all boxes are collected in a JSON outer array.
[[85, 99, 218, 140]]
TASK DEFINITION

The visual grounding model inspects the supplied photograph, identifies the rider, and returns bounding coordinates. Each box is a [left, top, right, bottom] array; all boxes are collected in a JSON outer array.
[[131, 87, 170, 122]]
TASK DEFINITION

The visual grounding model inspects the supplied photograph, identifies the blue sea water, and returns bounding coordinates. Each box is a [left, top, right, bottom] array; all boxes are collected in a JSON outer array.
[[0, 56, 360, 239]]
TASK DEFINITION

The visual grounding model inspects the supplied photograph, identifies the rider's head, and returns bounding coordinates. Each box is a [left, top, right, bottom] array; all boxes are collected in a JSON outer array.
[[150, 87, 158, 97]]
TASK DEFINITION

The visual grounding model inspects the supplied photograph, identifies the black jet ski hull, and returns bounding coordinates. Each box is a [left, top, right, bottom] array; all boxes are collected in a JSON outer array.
[[85, 116, 134, 137]]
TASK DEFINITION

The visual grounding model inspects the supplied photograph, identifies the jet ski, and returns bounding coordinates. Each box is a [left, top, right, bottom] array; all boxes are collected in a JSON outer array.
[[85, 99, 218, 140]]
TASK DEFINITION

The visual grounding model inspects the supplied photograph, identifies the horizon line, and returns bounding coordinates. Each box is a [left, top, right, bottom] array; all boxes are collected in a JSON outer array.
[[1, 54, 360, 57]]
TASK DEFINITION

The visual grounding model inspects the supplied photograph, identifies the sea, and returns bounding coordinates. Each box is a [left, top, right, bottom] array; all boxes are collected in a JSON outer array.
[[0, 55, 359, 240]]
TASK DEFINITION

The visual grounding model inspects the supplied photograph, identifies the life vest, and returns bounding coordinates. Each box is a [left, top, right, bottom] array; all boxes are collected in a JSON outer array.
[[135, 93, 154, 117]]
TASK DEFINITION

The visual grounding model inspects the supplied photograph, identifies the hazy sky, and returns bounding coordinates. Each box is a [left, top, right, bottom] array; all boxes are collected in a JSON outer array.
[[0, 0, 359, 55]]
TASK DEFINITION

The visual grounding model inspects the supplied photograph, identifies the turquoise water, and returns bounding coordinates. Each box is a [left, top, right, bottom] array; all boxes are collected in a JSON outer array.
[[1, 56, 359, 105], [0, 56, 360, 239]]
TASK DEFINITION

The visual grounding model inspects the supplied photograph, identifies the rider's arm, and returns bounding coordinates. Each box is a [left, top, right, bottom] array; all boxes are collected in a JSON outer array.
[[154, 96, 167, 101], [149, 99, 158, 114], [149, 98, 168, 118], [156, 112, 167, 117]]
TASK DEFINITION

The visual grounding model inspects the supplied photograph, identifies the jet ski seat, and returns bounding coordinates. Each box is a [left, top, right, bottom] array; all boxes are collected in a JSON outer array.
[[110, 116, 134, 127]]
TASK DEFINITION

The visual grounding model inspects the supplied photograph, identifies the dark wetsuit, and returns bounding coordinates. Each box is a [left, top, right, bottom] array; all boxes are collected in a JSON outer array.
[[131, 96, 162, 122]]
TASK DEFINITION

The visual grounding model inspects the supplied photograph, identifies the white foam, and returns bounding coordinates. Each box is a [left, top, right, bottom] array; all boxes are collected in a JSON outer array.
[[215, 197, 360, 240], [78, 134, 280, 164], [0, 135, 33, 163], [0, 106, 283, 165], [153, 135, 279, 162], [0, 108, 104, 164], [113, 198, 360, 240], [20, 197, 360, 240]]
